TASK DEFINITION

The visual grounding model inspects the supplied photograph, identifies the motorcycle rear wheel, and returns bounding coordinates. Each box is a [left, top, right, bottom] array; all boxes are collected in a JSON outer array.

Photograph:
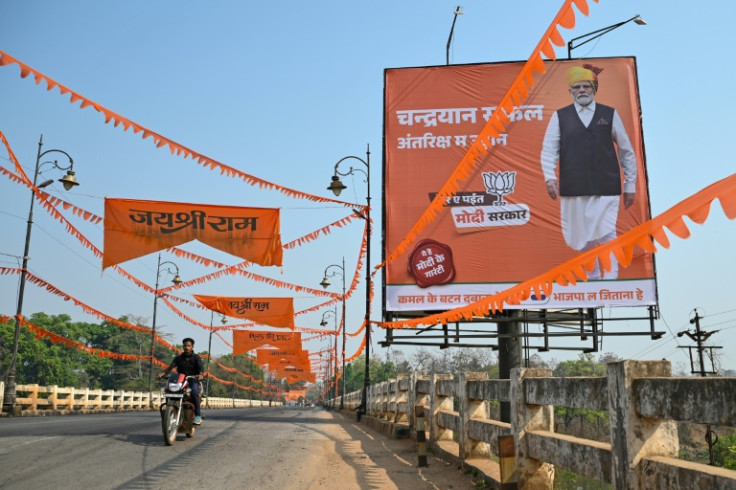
[[163, 405, 178, 445]]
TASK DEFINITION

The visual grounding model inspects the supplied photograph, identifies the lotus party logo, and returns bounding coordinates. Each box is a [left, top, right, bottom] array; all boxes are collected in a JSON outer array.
[[482, 171, 516, 206]]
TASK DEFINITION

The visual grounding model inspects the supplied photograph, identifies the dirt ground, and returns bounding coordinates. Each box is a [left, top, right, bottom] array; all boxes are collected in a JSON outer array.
[[298, 409, 484, 490]]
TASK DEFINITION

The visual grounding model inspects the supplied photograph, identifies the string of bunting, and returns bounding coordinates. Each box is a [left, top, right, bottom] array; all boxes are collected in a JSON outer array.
[[376, 0, 598, 273], [0, 267, 179, 352], [206, 372, 279, 396], [1, 133, 364, 314], [18, 316, 169, 368], [345, 335, 366, 363], [211, 357, 264, 384], [378, 171, 736, 329], [2, 116, 367, 341], [2, 315, 281, 396], [0, 49, 365, 212]]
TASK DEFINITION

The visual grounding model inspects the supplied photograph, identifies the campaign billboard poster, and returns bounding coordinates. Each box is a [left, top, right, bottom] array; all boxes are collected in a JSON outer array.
[[384, 57, 656, 312]]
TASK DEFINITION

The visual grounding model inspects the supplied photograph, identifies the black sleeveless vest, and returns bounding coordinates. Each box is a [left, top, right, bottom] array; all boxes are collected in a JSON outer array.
[[557, 103, 622, 196]]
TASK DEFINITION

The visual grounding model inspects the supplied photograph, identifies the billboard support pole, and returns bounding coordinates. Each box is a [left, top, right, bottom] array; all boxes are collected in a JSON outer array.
[[498, 310, 521, 423]]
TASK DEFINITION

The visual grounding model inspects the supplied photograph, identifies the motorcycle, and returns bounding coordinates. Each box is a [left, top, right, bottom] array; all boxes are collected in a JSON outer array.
[[160, 373, 198, 445]]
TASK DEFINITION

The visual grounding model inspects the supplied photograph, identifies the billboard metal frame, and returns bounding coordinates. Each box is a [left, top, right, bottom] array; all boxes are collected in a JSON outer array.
[[380, 306, 663, 356]]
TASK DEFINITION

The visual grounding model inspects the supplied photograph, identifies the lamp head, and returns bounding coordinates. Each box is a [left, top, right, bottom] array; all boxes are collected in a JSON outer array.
[[171, 275, 183, 285], [327, 175, 347, 196], [320, 319, 327, 327], [58, 170, 79, 191], [633, 15, 646, 25], [221, 315, 228, 324], [320, 277, 330, 289]]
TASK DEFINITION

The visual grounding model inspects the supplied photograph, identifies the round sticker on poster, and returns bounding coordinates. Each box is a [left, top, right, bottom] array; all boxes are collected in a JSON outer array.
[[407, 239, 456, 288]]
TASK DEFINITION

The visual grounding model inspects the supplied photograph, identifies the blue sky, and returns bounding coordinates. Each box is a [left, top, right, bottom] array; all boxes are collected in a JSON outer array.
[[1, 0, 735, 374]]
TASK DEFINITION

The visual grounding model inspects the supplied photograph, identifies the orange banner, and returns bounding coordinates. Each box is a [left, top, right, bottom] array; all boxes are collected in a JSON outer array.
[[232, 330, 302, 356], [256, 349, 311, 369], [194, 294, 294, 329], [103, 198, 282, 269], [276, 369, 316, 384], [283, 390, 307, 402]]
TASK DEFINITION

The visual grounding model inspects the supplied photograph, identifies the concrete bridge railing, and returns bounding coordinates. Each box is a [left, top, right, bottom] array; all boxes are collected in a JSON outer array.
[[333, 360, 736, 489], [0, 381, 280, 415]]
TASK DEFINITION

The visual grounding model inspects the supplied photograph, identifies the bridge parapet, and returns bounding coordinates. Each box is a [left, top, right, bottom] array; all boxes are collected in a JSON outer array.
[[332, 360, 736, 489], [1, 381, 280, 415]]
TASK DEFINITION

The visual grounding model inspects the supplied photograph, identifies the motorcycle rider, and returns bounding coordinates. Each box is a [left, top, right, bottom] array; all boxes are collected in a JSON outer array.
[[157, 337, 204, 425]]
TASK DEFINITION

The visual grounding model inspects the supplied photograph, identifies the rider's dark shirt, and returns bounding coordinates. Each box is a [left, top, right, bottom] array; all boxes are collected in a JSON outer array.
[[166, 352, 204, 377]]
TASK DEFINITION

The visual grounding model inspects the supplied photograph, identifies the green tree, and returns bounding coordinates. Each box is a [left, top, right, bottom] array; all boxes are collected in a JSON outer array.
[[714, 433, 736, 470], [552, 353, 608, 440], [1, 313, 115, 388]]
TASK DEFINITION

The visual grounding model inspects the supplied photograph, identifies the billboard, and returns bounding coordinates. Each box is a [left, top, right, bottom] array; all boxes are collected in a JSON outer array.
[[384, 57, 656, 312]]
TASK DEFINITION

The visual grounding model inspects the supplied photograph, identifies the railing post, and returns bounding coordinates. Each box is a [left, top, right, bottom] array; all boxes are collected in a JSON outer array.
[[607, 360, 678, 489], [396, 375, 409, 424], [510, 367, 554, 489], [408, 372, 417, 429], [458, 371, 490, 461], [415, 373, 430, 432], [380, 381, 387, 420], [26, 384, 37, 411], [49, 385, 58, 411], [429, 374, 453, 443]]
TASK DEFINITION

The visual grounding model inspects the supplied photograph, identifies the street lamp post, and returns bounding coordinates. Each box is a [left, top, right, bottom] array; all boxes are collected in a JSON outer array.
[[204, 312, 227, 408], [446, 6, 464, 65], [326, 145, 371, 420], [567, 15, 646, 59], [327, 335, 333, 408], [3, 135, 80, 413], [320, 258, 346, 409], [147, 253, 182, 405], [320, 308, 338, 409]]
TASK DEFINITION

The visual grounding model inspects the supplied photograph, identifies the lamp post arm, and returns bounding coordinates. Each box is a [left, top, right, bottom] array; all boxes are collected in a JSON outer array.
[[323, 263, 344, 279], [38, 149, 75, 172], [158, 261, 180, 279], [567, 15, 642, 59]]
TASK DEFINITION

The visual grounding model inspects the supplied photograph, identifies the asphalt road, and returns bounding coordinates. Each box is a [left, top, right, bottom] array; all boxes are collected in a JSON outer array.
[[0, 407, 479, 489]]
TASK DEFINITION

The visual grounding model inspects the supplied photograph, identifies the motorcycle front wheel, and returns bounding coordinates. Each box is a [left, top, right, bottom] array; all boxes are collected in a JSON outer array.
[[163, 405, 179, 445]]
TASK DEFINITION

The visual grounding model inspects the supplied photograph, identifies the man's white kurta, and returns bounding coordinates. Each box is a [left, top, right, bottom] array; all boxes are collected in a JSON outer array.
[[541, 100, 637, 251]]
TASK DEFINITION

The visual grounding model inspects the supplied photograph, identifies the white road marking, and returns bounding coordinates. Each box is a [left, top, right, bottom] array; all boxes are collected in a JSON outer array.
[[0, 436, 59, 454]]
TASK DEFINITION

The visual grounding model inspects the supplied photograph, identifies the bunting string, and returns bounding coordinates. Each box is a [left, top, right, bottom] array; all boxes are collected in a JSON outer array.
[[0, 267, 179, 352], [377, 0, 598, 272], [0, 49, 365, 211], [377, 171, 736, 329]]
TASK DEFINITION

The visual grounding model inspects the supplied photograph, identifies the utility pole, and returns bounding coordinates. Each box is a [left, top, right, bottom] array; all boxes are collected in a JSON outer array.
[[678, 308, 722, 466]]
